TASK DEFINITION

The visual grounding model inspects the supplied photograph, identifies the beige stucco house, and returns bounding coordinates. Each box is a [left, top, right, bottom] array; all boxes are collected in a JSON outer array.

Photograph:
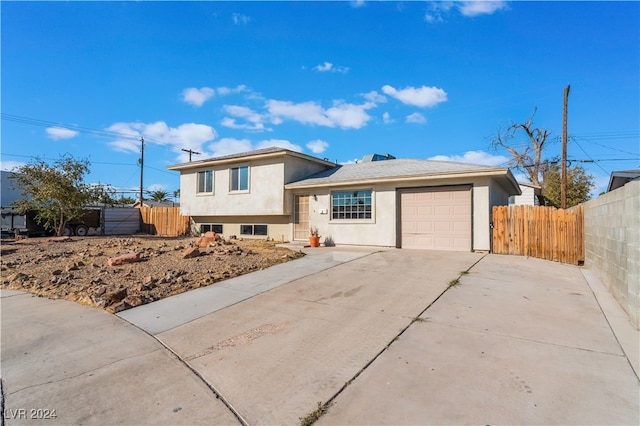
[[168, 147, 520, 252]]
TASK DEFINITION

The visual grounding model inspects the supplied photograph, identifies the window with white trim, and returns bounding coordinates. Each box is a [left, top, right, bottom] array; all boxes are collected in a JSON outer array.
[[200, 224, 223, 234], [230, 165, 249, 191], [331, 190, 372, 220], [197, 170, 213, 194]]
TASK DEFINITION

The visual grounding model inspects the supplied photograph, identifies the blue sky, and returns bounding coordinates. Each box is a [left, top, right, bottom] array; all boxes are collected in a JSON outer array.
[[2, 1, 638, 198]]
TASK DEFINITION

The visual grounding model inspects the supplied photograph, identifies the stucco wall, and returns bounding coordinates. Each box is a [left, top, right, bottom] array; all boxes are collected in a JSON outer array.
[[293, 177, 501, 251], [584, 181, 640, 329], [191, 215, 290, 241]]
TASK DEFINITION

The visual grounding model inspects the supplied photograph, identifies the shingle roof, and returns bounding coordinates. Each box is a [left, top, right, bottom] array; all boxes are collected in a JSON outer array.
[[286, 158, 506, 187]]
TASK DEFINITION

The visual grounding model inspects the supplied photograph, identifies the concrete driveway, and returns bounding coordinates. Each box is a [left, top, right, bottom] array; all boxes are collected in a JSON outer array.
[[2, 248, 638, 425]]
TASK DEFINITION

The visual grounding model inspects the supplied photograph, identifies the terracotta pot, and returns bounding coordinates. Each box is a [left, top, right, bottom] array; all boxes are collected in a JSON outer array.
[[309, 235, 321, 248]]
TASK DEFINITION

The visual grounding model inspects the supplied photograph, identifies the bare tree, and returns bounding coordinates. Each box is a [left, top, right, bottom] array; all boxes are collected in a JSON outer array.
[[489, 108, 551, 186]]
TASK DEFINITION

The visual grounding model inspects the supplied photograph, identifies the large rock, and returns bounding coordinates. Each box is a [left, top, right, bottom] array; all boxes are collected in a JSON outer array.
[[182, 247, 201, 259], [107, 252, 141, 267], [196, 231, 222, 247]]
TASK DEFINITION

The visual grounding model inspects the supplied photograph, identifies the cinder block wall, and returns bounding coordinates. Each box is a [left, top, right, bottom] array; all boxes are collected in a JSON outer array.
[[584, 181, 640, 329]]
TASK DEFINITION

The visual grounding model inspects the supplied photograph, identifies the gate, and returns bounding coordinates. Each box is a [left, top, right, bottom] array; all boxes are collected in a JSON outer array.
[[492, 205, 584, 265]]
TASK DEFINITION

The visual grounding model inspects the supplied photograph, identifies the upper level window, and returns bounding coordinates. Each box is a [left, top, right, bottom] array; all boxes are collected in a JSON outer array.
[[197, 170, 213, 193], [331, 190, 372, 220], [230, 165, 249, 191]]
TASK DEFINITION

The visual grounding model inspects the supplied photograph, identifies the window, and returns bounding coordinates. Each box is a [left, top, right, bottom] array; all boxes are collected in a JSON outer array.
[[230, 166, 249, 191], [240, 224, 268, 236], [197, 170, 213, 193], [331, 190, 372, 220], [200, 224, 223, 234]]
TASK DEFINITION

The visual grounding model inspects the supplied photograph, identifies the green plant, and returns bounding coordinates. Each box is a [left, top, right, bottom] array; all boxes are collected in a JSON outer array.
[[448, 278, 461, 288], [299, 402, 329, 426]]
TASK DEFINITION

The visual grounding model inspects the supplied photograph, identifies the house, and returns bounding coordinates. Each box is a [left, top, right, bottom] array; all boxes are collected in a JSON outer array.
[[168, 147, 520, 252], [508, 182, 542, 206], [607, 169, 640, 192]]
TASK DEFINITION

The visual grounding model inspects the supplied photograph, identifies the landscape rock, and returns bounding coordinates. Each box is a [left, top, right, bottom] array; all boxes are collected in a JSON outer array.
[[107, 252, 141, 267], [182, 247, 201, 259]]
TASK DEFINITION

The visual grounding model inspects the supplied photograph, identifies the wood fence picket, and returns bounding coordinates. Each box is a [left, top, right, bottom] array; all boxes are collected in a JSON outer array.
[[492, 204, 584, 265], [139, 206, 190, 237]]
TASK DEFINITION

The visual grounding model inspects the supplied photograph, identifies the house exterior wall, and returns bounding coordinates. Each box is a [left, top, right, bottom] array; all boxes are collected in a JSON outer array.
[[190, 215, 290, 241], [179, 155, 331, 218], [291, 176, 505, 251], [509, 185, 538, 205], [584, 180, 640, 329]]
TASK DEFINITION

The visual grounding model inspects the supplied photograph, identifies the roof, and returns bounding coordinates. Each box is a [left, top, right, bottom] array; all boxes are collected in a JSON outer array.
[[167, 147, 336, 171], [285, 158, 520, 194], [607, 169, 640, 192]]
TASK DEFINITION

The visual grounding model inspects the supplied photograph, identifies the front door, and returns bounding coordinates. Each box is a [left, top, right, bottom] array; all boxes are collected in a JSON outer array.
[[294, 194, 310, 240]]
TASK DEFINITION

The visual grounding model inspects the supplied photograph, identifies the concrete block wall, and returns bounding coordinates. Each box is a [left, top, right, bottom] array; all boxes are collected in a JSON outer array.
[[584, 181, 640, 329]]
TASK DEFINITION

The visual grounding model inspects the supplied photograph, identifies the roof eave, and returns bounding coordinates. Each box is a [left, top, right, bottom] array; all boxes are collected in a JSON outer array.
[[168, 149, 335, 171], [286, 168, 520, 191]]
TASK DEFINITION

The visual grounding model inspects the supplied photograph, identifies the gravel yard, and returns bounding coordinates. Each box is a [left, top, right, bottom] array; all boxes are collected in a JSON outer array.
[[0, 235, 304, 313]]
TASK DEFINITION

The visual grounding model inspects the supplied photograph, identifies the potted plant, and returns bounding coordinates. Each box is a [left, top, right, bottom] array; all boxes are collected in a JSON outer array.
[[309, 227, 321, 248]]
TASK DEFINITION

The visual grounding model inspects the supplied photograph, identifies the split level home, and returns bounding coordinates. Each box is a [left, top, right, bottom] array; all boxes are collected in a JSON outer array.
[[168, 147, 521, 252]]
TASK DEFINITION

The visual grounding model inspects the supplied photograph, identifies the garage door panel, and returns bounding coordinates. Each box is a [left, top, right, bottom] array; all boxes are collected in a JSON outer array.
[[400, 187, 471, 251]]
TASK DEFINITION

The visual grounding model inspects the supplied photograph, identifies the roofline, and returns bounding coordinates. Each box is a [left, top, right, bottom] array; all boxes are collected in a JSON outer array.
[[285, 168, 521, 193], [167, 148, 336, 171]]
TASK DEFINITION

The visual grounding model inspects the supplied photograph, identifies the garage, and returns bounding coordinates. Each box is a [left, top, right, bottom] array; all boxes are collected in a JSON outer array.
[[399, 186, 472, 251]]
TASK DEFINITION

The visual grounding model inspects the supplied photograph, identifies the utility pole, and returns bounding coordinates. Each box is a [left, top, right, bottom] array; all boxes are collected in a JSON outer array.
[[181, 148, 201, 162], [139, 137, 145, 203], [561, 84, 570, 209]]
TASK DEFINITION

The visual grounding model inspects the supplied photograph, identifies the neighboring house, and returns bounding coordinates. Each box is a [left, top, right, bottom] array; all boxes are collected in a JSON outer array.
[[168, 147, 520, 252], [607, 169, 640, 192], [508, 182, 542, 206], [1, 170, 24, 208]]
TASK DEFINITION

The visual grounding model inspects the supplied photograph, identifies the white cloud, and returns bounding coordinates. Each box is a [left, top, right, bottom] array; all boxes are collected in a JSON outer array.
[[256, 139, 302, 152], [182, 87, 215, 107], [363, 90, 387, 103], [425, 1, 507, 22], [222, 105, 269, 131], [313, 62, 350, 74], [382, 85, 448, 107], [350, 0, 366, 8], [0, 160, 25, 172], [306, 139, 329, 154], [232, 13, 250, 25], [217, 85, 247, 95], [147, 183, 167, 192], [428, 150, 510, 166], [458, 1, 508, 17], [267, 99, 372, 129], [207, 138, 253, 158], [406, 112, 427, 124], [106, 121, 216, 154], [46, 126, 79, 140], [382, 112, 393, 124]]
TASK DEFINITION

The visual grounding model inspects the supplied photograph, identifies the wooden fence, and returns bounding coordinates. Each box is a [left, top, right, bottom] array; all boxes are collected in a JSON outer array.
[[139, 206, 191, 237], [492, 205, 584, 265]]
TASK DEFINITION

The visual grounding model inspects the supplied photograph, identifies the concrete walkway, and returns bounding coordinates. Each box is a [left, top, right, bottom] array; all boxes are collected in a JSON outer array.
[[2, 248, 638, 425]]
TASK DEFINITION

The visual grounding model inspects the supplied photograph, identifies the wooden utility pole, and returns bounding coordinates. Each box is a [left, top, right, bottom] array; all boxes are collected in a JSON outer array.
[[181, 148, 201, 162], [561, 84, 570, 209], [139, 137, 145, 203]]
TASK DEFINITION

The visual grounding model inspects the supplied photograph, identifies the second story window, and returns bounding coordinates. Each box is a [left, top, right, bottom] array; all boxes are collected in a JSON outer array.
[[230, 165, 249, 191], [197, 170, 213, 194]]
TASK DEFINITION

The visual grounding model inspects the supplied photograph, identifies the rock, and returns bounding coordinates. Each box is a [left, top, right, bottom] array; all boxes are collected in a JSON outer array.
[[108, 301, 127, 313], [107, 252, 141, 267], [66, 263, 79, 272], [123, 295, 143, 307], [103, 288, 127, 305], [182, 247, 201, 259], [52, 269, 63, 276], [195, 231, 222, 247], [5, 272, 29, 283], [46, 236, 72, 243]]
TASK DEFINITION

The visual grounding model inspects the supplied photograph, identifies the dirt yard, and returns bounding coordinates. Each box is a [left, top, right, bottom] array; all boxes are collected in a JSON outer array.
[[0, 235, 304, 313]]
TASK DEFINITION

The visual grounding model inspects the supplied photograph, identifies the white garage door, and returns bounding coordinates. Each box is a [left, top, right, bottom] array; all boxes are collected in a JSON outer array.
[[400, 186, 471, 251]]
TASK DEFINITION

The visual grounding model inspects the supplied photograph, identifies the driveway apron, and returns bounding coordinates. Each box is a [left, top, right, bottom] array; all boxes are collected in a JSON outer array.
[[318, 254, 640, 425], [154, 249, 483, 425]]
